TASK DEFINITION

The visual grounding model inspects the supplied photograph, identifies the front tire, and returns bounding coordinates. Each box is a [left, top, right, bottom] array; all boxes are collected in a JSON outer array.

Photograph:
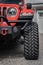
[[24, 22, 39, 60]]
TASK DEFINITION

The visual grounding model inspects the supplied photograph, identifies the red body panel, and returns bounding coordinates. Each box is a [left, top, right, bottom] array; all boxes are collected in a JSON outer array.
[[0, 1, 34, 27], [0, 22, 8, 26]]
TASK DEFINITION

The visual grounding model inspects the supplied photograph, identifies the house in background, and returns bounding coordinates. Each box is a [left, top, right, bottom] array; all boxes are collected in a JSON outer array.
[[26, 0, 43, 33]]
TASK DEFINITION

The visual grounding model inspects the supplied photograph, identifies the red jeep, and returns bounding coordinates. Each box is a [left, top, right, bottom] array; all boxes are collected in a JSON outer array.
[[0, 0, 39, 60]]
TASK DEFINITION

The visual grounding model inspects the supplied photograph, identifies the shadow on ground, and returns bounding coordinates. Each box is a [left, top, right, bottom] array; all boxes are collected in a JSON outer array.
[[0, 34, 43, 65], [0, 43, 24, 60]]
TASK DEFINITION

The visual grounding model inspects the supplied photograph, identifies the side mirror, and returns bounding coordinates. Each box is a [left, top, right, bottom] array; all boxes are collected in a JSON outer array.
[[27, 3, 32, 9]]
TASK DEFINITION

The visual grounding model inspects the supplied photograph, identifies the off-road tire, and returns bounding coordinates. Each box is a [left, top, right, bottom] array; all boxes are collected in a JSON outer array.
[[24, 22, 39, 60]]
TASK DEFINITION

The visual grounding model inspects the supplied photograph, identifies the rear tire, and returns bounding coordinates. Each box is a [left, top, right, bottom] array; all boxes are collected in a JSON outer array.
[[24, 22, 39, 60]]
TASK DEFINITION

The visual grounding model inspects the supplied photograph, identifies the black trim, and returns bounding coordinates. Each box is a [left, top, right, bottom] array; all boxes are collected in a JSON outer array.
[[0, 7, 1, 22], [8, 20, 31, 23], [19, 16, 33, 20], [26, 3, 32, 9], [3, 7, 6, 18]]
